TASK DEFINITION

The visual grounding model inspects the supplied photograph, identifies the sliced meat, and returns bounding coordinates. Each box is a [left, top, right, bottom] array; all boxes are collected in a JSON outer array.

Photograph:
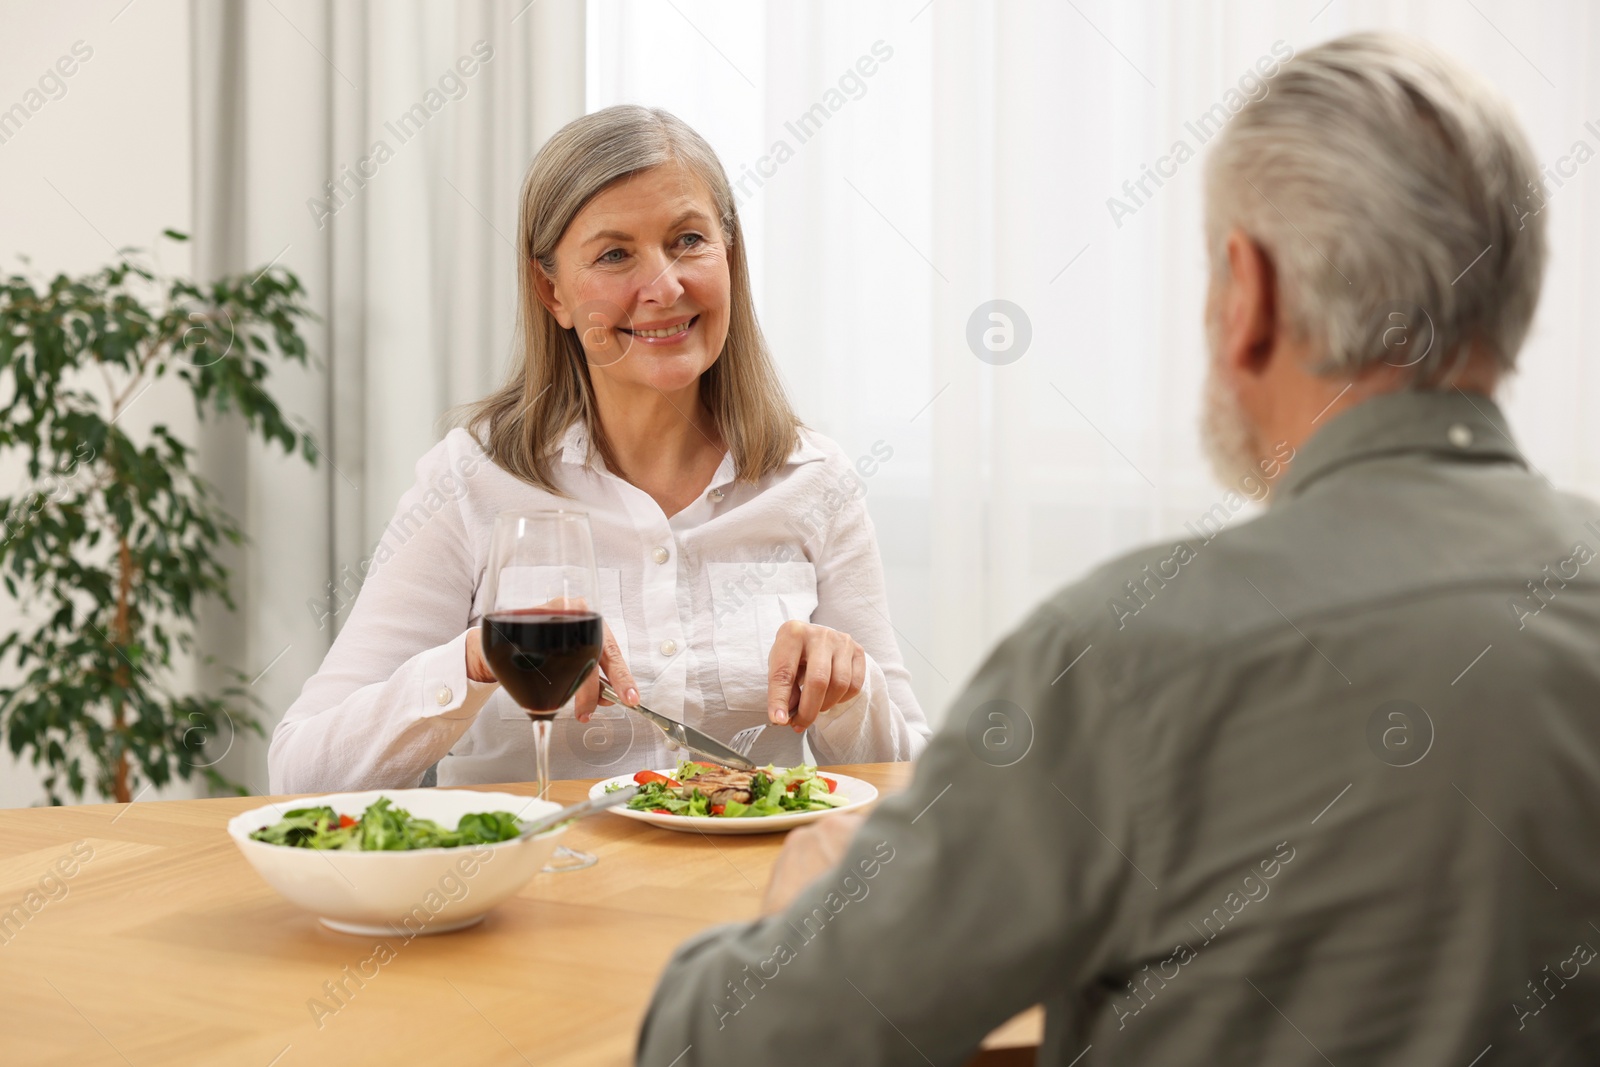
[[691, 767, 754, 806]]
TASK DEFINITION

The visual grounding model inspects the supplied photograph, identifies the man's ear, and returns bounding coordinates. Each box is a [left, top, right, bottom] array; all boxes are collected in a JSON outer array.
[[1220, 227, 1279, 379], [533, 260, 574, 329]]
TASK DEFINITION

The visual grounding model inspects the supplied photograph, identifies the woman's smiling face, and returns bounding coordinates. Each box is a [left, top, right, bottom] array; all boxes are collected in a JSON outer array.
[[537, 162, 732, 396]]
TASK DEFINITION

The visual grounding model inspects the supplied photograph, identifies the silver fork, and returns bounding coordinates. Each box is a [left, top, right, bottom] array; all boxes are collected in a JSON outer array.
[[729, 724, 766, 758]]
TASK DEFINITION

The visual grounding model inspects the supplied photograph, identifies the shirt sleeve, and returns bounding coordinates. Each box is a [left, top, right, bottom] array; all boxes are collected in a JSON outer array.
[[267, 435, 500, 793], [637, 600, 1148, 1064], [803, 476, 932, 764]]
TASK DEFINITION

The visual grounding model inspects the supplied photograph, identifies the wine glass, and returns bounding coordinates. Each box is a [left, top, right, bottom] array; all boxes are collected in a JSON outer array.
[[481, 510, 605, 872]]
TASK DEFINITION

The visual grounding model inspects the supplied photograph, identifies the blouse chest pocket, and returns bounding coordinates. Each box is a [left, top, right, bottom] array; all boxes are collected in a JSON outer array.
[[707, 560, 819, 713]]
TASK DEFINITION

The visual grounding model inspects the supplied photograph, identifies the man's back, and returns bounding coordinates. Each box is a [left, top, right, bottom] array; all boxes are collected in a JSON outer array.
[[638, 390, 1600, 1065], [1071, 390, 1600, 1062]]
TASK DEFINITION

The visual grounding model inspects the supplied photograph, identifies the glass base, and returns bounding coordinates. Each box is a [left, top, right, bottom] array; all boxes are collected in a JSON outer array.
[[542, 844, 598, 873]]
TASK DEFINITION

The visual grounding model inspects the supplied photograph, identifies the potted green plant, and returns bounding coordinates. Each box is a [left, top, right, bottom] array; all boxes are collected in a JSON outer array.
[[0, 230, 319, 804]]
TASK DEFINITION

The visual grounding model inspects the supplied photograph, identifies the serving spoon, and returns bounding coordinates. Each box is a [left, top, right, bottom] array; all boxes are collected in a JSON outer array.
[[516, 784, 639, 841]]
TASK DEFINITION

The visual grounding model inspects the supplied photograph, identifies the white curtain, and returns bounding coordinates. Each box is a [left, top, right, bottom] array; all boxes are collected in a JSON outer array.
[[588, 0, 1600, 725], [191, 0, 586, 794]]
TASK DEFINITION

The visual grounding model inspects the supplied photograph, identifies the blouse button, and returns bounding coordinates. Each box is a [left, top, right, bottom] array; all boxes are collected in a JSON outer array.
[[708, 488, 724, 502], [436, 686, 453, 705], [1447, 423, 1474, 449], [652, 546, 670, 565], [660, 639, 678, 657]]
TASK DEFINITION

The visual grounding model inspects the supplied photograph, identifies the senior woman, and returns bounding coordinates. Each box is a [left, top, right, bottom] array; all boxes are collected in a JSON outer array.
[[268, 106, 929, 792]]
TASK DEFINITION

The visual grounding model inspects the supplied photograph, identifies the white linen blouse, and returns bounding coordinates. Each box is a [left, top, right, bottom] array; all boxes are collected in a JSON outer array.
[[267, 422, 930, 791]]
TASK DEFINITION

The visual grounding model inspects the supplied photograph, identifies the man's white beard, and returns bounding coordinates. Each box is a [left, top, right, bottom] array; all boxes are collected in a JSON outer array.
[[1200, 326, 1265, 489]]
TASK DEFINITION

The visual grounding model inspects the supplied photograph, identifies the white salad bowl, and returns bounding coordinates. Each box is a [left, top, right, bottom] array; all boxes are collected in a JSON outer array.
[[228, 789, 565, 936]]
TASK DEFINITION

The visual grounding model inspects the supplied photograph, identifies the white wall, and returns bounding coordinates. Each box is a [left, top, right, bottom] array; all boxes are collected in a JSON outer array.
[[0, 0, 199, 806]]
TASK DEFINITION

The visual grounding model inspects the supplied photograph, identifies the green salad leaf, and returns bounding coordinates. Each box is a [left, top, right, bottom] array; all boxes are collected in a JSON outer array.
[[248, 797, 523, 850]]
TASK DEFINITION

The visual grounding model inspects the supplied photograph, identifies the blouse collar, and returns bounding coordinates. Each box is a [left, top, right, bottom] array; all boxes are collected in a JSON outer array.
[[557, 420, 826, 472]]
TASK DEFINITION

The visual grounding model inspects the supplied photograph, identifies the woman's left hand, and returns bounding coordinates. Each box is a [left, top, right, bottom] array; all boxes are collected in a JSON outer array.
[[766, 622, 866, 732]]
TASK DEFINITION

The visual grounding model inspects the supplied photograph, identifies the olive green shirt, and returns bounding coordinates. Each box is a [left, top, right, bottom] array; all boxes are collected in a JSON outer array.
[[637, 390, 1600, 1065]]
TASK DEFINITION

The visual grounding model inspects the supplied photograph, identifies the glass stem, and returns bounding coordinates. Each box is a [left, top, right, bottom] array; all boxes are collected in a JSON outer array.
[[531, 716, 552, 800]]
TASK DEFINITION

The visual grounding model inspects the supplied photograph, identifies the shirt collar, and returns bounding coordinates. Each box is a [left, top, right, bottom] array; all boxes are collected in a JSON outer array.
[[557, 421, 826, 476], [558, 420, 591, 466], [1276, 389, 1527, 501]]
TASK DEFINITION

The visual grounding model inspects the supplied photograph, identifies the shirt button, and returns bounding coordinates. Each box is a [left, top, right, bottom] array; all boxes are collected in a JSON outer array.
[[1447, 423, 1474, 449], [660, 639, 678, 657], [708, 488, 724, 502], [436, 686, 453, 705], [652, 546, 669, 565]]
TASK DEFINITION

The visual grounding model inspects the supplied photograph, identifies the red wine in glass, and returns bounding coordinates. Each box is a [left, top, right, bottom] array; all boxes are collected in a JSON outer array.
[[482, 509, 606, 873], [481, 608, 602, 716]]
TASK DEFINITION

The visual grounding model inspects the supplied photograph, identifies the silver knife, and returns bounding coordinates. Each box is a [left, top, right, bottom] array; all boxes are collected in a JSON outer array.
[[598, 681, 758, 771]]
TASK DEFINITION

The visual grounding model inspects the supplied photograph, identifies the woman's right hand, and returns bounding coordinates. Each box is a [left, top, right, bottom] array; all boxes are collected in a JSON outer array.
[[574, 619, 638, 722], [466, 620, 638, 723], [465, 627, 498, 684]]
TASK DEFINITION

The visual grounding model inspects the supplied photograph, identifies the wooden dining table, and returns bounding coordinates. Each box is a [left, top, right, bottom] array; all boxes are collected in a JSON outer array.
[[0, 763, 1041, 1065]]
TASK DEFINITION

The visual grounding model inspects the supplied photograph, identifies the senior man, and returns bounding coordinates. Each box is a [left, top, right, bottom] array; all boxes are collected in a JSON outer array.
[[638, 32, 1600, 1066]]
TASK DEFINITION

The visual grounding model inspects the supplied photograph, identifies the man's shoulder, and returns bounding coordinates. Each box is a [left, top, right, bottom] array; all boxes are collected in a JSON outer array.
[[1044, 460, 1600, 696], [1013, 510, 1308, 711], [1048, 526, 1253, 639]]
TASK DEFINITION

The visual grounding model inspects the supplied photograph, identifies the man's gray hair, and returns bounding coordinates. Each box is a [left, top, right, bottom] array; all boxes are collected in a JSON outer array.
[[1205, 32, 1547, 383]]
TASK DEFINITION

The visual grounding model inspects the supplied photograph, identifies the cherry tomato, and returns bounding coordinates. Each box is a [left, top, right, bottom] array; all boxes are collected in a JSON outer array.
[[788, 775, 837, 793], [634, 770, 681, 788], [710, 804, 726, 816], [651, 808, 672, 814], [338, 814, 357, 829]]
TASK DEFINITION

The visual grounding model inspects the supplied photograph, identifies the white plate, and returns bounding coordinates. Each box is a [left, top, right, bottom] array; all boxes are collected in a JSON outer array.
[[588, 769, 879, 835]]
